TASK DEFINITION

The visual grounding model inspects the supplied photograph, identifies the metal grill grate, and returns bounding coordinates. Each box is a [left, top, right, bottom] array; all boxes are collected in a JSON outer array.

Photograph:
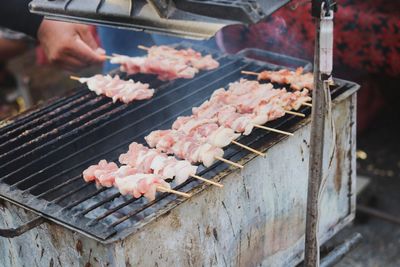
[[0, 44, 355, 243]]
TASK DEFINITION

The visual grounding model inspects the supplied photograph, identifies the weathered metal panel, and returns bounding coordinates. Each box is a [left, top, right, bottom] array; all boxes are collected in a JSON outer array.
[[0, 92, 356, 267]]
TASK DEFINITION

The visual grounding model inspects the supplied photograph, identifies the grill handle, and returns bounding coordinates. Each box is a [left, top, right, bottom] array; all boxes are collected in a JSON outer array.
[[0, 216, 45, 238], [237, 48, 313, 72]]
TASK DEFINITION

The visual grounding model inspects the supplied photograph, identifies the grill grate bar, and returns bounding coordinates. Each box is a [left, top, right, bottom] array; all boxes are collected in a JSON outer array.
[[0, 89, 89, 135], [0, 96, 107, 154], [60, 187, 108, 210], [0, 93, 95, 143], [109, 192, 172, 228], [34, 174, 83, 198], [0, 100, 117, 164], [1, 103, 127, 184], [52, 182, 93, 204], [88, 196, 138, 226], [77, 192, 122, 217]]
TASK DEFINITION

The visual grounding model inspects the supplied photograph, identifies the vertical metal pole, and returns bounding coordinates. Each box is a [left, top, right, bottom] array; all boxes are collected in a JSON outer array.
[[304, 18, 325, 267]]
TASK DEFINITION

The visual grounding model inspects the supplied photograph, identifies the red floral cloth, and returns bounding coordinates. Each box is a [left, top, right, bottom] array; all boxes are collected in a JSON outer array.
[[218, 0, 400, 77]]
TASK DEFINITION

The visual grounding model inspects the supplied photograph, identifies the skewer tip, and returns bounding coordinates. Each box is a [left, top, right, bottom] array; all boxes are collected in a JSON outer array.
[[69, 75, 81, 81], [190, 174, 224, 188], [285, 110, 306, 117], [215, 156, 244, 169], [253, 124, 294, 136], [138, 45, 150, 51], [231, 140, 266, 157], [241, 70, 259, 76], [157, 186, 192, 198]]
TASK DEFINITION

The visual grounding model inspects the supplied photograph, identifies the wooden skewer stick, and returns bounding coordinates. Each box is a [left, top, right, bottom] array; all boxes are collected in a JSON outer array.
[[70, 76, 81, 81], [302, 102, 313, 107], [241, 70, 259, 76], [138, 45, 150, 51], [214, 156, 244, 169], [231, 140, 265, 157], [253, 124, 294, 136], [190, 174, 223, 188], [156, 186, 192, 198], [285, 110, 306, 117], [104, 55, 114, 60]]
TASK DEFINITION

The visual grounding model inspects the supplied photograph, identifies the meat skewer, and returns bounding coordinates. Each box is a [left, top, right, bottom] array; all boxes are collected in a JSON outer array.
[[192, 98, 294, 137], [82, 160, 191, 200], [241, 68, 314, 91], [221, 80, 308, 116], [145, 129, 243, 169], [119, 142, 223, 187], [108, 45, 219, 81], [70, 75, 154, 104], [138, 45, 220, 70], [172, 115, 265, 157], [211, 81, 309, 119], [190, 81, 310, 136]]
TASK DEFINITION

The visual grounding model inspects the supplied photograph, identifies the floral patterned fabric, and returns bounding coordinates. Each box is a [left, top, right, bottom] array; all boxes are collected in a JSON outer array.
[[218, 0, 400, 77], [217, 0, 400, 132]]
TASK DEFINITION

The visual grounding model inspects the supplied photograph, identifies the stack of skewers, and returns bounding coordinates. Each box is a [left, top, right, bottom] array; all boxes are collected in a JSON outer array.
[[73, 45, 314, 202]]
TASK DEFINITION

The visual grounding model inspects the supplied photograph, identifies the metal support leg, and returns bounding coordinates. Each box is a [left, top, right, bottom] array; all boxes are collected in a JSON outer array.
[[304, 19, 325, 267], [305, 2, 335, 266]]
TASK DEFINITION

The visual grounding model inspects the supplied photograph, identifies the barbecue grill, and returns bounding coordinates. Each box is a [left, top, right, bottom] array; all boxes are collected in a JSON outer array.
[[0, 1, 360, 266]]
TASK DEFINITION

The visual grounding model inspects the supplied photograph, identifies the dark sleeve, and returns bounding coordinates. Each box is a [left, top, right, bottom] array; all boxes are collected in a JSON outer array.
[[0, 0, 43, 38]]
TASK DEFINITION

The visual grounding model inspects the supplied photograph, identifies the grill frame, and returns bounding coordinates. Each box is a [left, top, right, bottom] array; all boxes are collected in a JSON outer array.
[[0, 44, 358, 243]]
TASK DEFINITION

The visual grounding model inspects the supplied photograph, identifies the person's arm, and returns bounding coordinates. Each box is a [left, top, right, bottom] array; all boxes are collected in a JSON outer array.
[[0, 0, 43, 38]]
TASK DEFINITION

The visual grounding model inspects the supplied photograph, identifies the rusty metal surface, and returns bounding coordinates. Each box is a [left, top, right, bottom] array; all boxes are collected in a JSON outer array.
[[0, 216, 45, 238], [0, 90, 357, 267]]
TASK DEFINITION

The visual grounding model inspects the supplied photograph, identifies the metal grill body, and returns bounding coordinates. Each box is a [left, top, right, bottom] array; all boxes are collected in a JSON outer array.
[[0, 46, 358, 266]]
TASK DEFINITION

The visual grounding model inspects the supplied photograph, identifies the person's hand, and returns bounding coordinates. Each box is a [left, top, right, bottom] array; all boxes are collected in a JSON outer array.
[[37, 20, 105, 71]]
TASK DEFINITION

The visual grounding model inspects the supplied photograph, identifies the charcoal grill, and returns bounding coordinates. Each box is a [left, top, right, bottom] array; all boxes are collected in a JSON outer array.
[[0, 44, 358, 266]]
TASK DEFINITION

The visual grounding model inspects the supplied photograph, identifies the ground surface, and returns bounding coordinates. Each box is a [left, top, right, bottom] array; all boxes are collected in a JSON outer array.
[[334, 90, 400, 267]]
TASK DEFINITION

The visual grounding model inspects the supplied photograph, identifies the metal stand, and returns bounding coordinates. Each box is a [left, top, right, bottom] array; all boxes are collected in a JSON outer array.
[[304, 1, 336, 266]]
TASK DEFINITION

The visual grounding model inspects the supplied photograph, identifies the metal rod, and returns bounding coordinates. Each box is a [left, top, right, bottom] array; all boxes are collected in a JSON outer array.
[[89, 197, 141, 225], [34, 174, 83, 198], [357, 205, 400, 226], [320, 233, 362, 267], [0, 94, 93, 144], [77, 192, 122, 216], [52, 182, 93, 204], [109, 193, 171, 228], [61, 186, 109, 211], [0, 90, 88, 137], [0, 216, 45, 238], [304, 18, 325, 267]]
